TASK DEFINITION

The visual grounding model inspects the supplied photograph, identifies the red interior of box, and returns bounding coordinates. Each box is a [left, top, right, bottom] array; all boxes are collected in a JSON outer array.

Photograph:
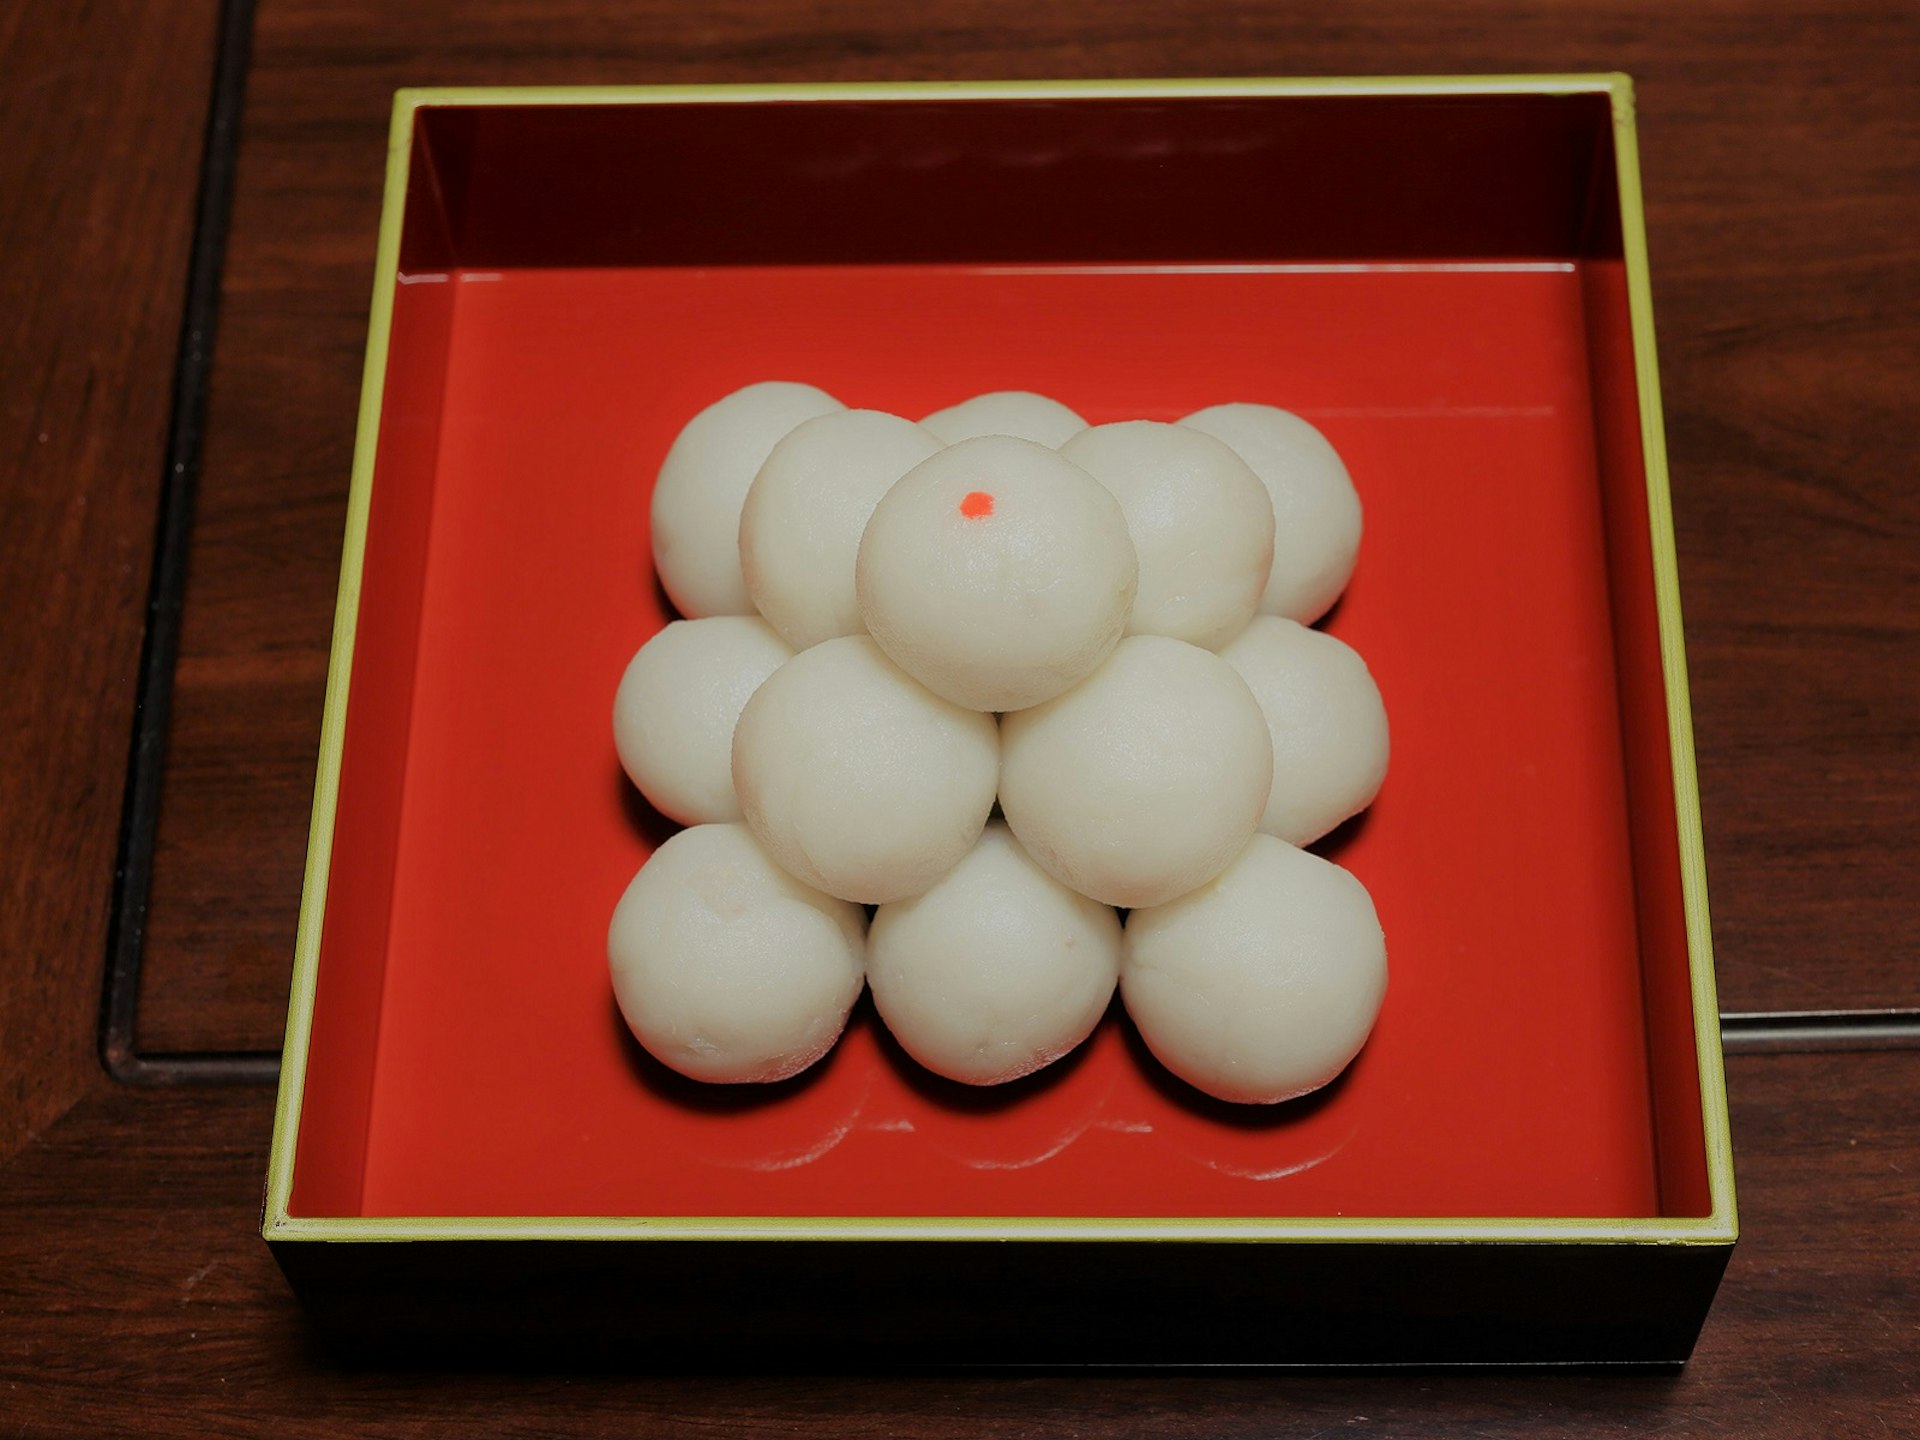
[[289, 91, 1712, 1221]]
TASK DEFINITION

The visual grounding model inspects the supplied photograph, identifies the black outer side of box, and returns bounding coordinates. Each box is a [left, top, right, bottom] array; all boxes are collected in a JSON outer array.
[[271, 1233, 1732, 1368]]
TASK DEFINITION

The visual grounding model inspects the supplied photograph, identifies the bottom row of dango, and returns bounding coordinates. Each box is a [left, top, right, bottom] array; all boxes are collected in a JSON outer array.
[[608, 819, 1385, 1106]]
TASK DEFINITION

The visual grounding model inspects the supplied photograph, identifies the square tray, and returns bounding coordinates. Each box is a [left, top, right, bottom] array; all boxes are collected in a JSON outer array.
[[264, 76, 1735, 1366]]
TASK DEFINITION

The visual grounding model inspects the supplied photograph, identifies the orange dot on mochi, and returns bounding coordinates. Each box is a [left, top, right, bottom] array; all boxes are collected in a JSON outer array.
[[959, 491, 994, 520]]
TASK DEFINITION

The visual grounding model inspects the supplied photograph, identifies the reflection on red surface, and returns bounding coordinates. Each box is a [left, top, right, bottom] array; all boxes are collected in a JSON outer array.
[[294, 259, 1689, 1221], [866, 1004, 1122, 1174]]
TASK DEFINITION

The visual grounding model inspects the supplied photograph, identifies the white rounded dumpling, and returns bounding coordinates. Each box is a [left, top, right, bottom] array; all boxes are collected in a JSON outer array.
[[731, 635, 1000, 904], [739, 409, 944, 650], [1059, 420, 1275, 652], [650, 381, 844, 617], [920, 390, 1088, 448], [608, 823, 867, 1084], [1220, 616, 1389, 845], [1179, 403, 1361, 624], [856, 436, 1138, 712], [999, 635, 1273, 908], [1122, 834, 1386, 1104], [869, 821, 1121, 1086], [612, 616, 794, 825]]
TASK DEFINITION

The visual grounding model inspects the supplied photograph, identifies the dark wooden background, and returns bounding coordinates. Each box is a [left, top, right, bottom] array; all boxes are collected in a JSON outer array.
[[2, 0, 1915, 1433]]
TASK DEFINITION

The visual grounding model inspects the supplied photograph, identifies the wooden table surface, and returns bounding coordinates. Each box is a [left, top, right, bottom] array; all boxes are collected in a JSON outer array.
[[3, 0, 1915, 1433]]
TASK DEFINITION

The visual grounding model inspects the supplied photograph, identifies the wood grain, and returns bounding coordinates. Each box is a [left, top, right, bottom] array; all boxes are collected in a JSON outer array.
[[0, 1050, 1912, 1435], [0, 1, 220, 1153], [131, 0, 1920, 1054]]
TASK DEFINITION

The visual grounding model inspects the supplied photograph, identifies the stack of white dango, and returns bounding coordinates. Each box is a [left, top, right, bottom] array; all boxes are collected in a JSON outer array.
[[610, 382, 1389, 1105]]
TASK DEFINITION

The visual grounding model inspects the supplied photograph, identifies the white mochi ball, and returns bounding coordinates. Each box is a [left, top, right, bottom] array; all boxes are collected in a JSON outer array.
[[868, 821, 1121, 1086], [856, 436, 1138, 712], [739, 409, 945, 650], [612, 616, 795, 825], [1179, 403, 1362, 624], [650, 382, 844, 617], [920, 390, 1088, 448], [731, 635, 1000, 904], [1058, 420, 1275, 651], [1220, 616, 1390, 845], [1122, 834, 1386, 1104], [999, 635, 1273, 908], [608, 823, 867, 1084]]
